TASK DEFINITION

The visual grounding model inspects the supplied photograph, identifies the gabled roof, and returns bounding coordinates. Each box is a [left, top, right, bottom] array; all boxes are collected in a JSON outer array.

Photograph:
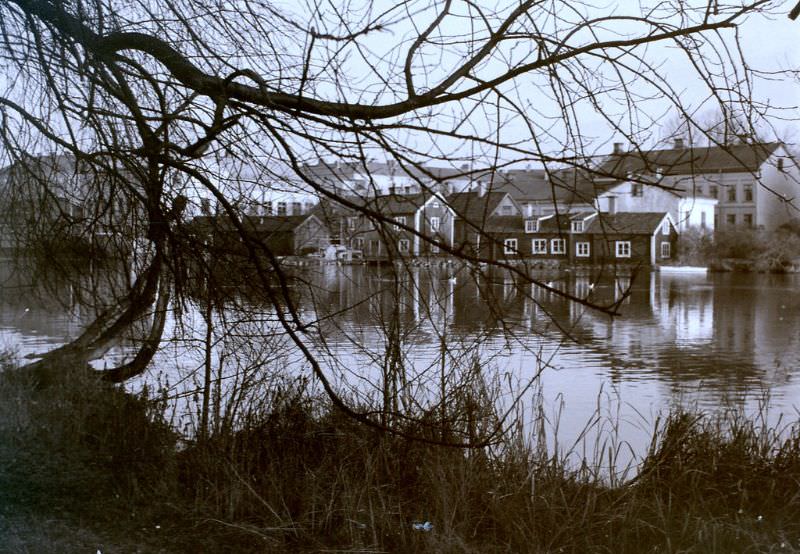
[[447, 191, 509, 222], [362, 192, 439, 215], [492, 167, 615, 206], [585, 212, 668, 235], [483, 215, 525, 233], [598, 142, 781, 178]]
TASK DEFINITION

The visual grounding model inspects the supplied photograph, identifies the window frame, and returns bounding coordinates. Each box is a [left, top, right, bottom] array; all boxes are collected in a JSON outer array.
[[503, 238, 518, 255], [615, 240, 631, 258], [551, 238, 566, 255], [398, 238, 410, 253], [576, 241, 591, 257], [571, 220, 584, 233], [727, 187, 737, 203], [661, 220, 670, 235], [430, 216, 440, 231], [532, 238, 547, 254], [660, 241, 671, 258], [631, 183, 644, 197], [525, 219, 539, 233], [744, 185, 753, 203]]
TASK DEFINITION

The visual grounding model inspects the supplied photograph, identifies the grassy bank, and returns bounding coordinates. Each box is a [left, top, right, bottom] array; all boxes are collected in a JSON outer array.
[[3, 365, 800, 553]]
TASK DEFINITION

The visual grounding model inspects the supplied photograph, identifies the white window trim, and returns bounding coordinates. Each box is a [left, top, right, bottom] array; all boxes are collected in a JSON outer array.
[[431, 243, 440, 254], [430, 216, 440, 231], [525, 219, 539, 233], [551, 238, 566, 255], [532, 238, 547, 255], [661, 221, 670, 235], [504, 238, 518, 255], [571, 220, 584, 233], [660, 241, 671, 258], [576, 241, 590, 257], [615, 241, 631, 258]]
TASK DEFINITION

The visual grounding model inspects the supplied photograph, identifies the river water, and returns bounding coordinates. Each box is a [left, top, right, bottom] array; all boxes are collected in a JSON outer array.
[[2, 261, 800, 473]]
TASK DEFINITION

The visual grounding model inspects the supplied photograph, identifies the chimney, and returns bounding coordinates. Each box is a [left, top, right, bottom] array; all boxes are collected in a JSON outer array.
[[476, 180, 485, 197], [526, 204, 533, 217], [674, 138, 685, 150], [613, 142, 624, 154]]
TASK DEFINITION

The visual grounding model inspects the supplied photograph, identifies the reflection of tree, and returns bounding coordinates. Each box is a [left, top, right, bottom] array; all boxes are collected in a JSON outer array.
[[0, 0, 784, 442]]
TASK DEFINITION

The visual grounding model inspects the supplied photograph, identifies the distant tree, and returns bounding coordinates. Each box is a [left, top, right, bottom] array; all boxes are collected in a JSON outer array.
[[0, 0, 787, 443]]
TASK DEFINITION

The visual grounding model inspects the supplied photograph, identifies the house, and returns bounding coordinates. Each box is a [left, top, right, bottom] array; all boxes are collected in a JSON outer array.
[[447, 190, 523, 257], [300, 159, 484, 198], [521, 211, 677, 266], [492, 168, 598, 216], [0, 153, 143, 253], [332, 192, 454, 260], [597, 140, 799, 231]]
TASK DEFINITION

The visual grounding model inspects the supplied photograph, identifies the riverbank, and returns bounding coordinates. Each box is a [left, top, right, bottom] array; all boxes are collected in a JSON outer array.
[[3, 363, 800, 553]]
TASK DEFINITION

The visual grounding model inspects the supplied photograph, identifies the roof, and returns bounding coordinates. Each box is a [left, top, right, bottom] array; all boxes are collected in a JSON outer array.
[[483, 215, 525, 233], [446, 191, 509, 222], [598, 142, 781, 178], [191, 214, 307, 234], [491, 167, 614, 206], [363, 192, 438, 215], [585, 212, 668, 235]]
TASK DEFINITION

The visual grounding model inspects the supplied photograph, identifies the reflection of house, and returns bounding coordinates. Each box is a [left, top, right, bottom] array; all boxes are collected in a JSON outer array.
[[598, 140, 798, 231]]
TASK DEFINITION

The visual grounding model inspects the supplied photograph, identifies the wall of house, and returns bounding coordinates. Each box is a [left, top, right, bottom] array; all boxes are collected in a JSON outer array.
[[757, 148, 800, 231], [677, 196, 716, 232], [596, 182, 680, 221], [417, 199, 454, 255]]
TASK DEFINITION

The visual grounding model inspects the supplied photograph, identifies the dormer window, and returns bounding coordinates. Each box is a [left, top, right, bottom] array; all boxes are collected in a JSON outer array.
[[631, 183, 643, 197], [661, 220, 670, 235], [571, 220, 584, 233], [525, 219, 539, 233]]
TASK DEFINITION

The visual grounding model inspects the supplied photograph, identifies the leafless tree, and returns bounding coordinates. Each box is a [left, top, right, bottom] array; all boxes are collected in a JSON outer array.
[[0, 0, 787, 444]]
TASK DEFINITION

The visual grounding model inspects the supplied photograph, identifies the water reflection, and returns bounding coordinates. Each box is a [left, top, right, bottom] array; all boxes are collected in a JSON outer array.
[[2, 260, 800, 455]]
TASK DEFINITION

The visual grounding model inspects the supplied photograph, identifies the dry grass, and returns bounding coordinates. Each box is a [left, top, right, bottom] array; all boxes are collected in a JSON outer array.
[[3, 357, 800, 553]]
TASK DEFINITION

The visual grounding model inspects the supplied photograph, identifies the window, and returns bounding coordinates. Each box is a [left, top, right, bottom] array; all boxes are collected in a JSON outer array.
[[277, 201, 287, 215], [394, 215, 406, 229], [743, 213, 753, 227], [631, 183, 643, 197], [432, 201, 440, 208], [348, 216, 358, 230], [726, 213, 736, 226], [431, 244, 440, 254], [571, 220, 584, 233], [661, 220, 670, 235], [744, 185, 753, 202], [504, 238, 518, 255], [292, 201, 302, 215], [727, 187, 737, 202], [532, 239, 547, 254], [398, 239, 410, 253], [661, 242, 671, 258], [265, 201, 273, 215], [525, 219, 539, 233], [430, 216, 440, 231], [351, 238, 364, 250], [576, 242, 590, 257], [615, 241, 631, 258], [701, 211, 707, 229], [709, 184, 718, 198], [502, 204, 513, 215], [551, 238, 566, 255]]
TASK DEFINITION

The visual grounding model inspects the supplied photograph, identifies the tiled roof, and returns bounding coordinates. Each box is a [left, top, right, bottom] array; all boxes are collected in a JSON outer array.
[[362, 192, 438, 215], [492, 167, 614, 206], [585, 212, 668, 235], [483, 215, 525, 233], [446, 191, 508, 222], [597, 142, 781, 178]]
